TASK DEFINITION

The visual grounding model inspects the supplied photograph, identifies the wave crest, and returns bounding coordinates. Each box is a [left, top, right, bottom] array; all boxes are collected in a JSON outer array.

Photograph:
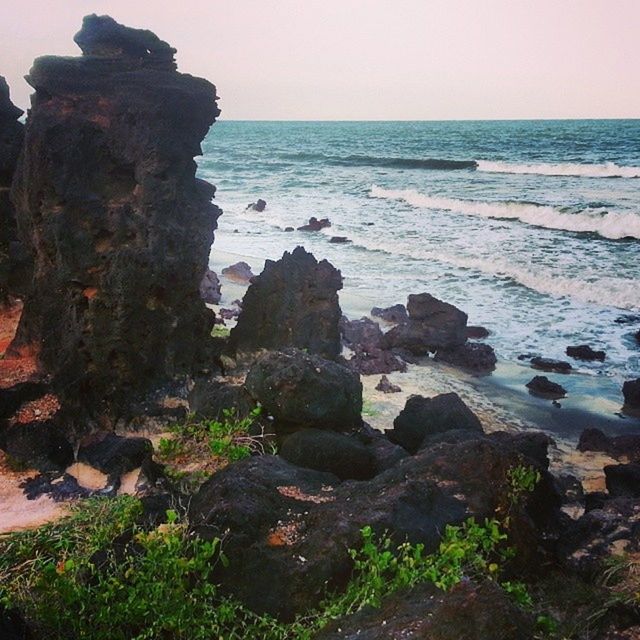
[[476, 160, 640, 178], [370, 185, 640, 240]]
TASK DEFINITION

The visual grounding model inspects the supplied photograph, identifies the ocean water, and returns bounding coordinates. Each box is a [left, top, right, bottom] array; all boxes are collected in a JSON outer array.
[[197, 120, 640, 419]]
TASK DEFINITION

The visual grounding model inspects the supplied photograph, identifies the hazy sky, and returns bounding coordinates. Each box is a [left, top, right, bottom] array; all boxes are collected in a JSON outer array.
[[1, 0, 639, 120]]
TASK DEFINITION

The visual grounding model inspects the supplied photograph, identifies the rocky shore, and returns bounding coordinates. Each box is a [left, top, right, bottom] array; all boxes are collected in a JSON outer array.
[[1, 15, 639, 640]]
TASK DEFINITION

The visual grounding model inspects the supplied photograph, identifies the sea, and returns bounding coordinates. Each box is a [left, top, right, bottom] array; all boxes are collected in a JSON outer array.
[[197, 120, 640, 435]]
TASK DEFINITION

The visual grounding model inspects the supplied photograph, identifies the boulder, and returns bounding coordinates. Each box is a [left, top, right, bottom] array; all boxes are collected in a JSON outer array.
[[353, 423, 409, 472], [221, 261, 254, 284], [375, 375, 401, 393], [530, 357, 572, 373], [604, 464, 640, 499], [0, 420, 73, 472], [622, 379, 640, 410], [577, 428, 640, 462], [297, 216, 331, 231], [371, 304, 408, 324], [77, 433, 153, 476], [435, 342, 497, 373], [199, 268, 221, 304], [9, 15, 221, 421], [566, 345, 606, 362], [526, 376, 567, 399], [189, 433, 559, 619], [315, 580, 535, 640], [0, 76, 30, 304], [387, 393, 483, 454], [247, 198, 266, 212], [230, 247, 343, 359], [279, 429, 376, 480], [346, 348, 407, 376], [466, 325, 490, 339], [382, 293, 467, 356], [244, 349, 362, 433], [340, 317, 383, 351], [188, 378, 256, 420]]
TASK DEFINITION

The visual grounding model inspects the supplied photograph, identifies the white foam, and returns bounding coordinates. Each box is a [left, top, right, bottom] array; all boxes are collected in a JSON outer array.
[[370, 185, 640, 240], [476, 160, 640, 179]]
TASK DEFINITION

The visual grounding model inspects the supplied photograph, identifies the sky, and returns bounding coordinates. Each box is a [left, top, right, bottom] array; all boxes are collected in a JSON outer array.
[[1, 0, 639, 120]]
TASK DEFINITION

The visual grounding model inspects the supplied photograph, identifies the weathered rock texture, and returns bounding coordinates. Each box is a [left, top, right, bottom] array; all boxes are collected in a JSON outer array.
[[0, 77, 29, 304], [9, 15, 221, 420], [230, 247, 343, 359]]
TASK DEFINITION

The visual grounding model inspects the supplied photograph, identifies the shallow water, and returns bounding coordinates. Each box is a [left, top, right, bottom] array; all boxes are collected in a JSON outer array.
[[199, 120, 640, 432]]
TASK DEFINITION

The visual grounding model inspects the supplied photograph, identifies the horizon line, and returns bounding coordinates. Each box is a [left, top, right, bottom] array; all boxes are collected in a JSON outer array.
[[218, 117, 640, 123]]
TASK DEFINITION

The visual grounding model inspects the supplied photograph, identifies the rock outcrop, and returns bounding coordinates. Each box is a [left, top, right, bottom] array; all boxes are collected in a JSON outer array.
[[526, 376, 567, 399], [622, 379, 640, 411], [0, 77, 29, 304], [230, 247, 343, 359], [9, 15, 221, 421], [199, 268, 221, 304]]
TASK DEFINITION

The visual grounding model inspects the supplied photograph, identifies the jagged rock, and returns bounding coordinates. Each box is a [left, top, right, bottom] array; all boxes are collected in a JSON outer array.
[[371, 304, 408, 324], [247, 198, 266, 212], [244, 349, 362, 434], [530, 357, 572, 373], [0, 420, 73, 472], [315, 580, 535, 640], [279, 428, 376, 480], [0, 77, 30, 304], [346, 348, 407, 376], [221, 261, 254, 284], [622, 379, 640, 410], [297, 216, 331, 232], [387, 393, 483, 454], [199, 268, 221, 304], [526, 376, 567, 399], [230, 247, 343, 359], [189, 433, 559, 619], [77, 432, 153, 476], [382, 293, 467, 356], [340, 316, 383, 351], [605, 464, 640, 499], [329, 236, 351, 244], [466, 325, 490, 339], [375, 375, 401, 393], [577, 428, 640, 462], [435, 342, 497, 373], [188, 377, 257, 420], [9, 15, 221, 422], [566, 345, 606, 362]]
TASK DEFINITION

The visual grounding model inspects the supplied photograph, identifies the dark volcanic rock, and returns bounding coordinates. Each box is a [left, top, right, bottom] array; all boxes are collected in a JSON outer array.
[[340, 316, 383, 351], [566, 344, 606, 362], [635, 329, 640, 346], [387, 392, 483, 454], [0, 77, 30, 304], [189, 434, 558, 619], [604, 464, 640, 498], [297, 216, 331, 232], [577, 428, 640, 462], [244, 349, 362, 433], [375, 375, 401, 393], [328, 236, 351, 244], [316, 580, 534, 640], [466, 325, 490, 339], [371, 304, 408, 324], [9, 15, 221, 421], [530, 357, 572, 373], [247, 198, 266, 212], [526, 375, 567, 399], [188, 378, 257, 420], [77, 432, 153, 476], [279, 428, 376, 480], [1, 420, 73, 472], [221, 261, 254, 284], [435, 342, 497, 373], [382, 293, 467, 356], [346, 348, 407, 375], [199, 268, 221, 304], [230, 247, 343, 359], [354, 423, 409, 472], [622, 379, 640, 410]]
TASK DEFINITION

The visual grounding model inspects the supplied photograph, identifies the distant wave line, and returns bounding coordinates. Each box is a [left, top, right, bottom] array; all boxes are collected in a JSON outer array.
[[476, 160, 640, 178]]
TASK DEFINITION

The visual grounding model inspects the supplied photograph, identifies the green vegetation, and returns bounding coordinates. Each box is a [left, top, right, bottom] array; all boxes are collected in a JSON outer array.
[[210, 324, 231, 338]]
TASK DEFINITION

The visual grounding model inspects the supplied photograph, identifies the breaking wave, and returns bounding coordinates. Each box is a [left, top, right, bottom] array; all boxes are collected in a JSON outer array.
[[476, 160, 640, 178], [370, 185, 640, 240]]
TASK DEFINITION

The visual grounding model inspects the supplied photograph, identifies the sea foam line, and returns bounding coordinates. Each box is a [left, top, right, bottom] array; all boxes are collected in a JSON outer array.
[[370, 185, 640, 240], [476, 160, 640, 179]]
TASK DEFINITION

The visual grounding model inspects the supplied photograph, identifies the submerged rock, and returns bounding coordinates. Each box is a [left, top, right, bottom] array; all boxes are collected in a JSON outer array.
[[9, 15, 221, 421], [230, 247, 343, 359], [244, 349, 362, 434], [387, 392, 483, 454], [199, 268, 221, 304], [530, 357, 572, 374], [382, 293, 467, 356], [526, 376, 567, 399], [247, 198, 266, 212], [329, 236, 351, 244], [297, 216, 331, 232], [221, 261, 254, 284], [566, 344, 606, 362]]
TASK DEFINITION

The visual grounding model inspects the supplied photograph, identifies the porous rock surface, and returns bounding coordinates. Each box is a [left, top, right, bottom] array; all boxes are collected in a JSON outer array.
[[9, 15, 221, 420]]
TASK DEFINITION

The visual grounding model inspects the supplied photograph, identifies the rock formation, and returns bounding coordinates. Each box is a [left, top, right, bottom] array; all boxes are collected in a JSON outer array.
[[230, 247, 343, 359], [9, 15, 221, 421], [0, 77, 29, 304]]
